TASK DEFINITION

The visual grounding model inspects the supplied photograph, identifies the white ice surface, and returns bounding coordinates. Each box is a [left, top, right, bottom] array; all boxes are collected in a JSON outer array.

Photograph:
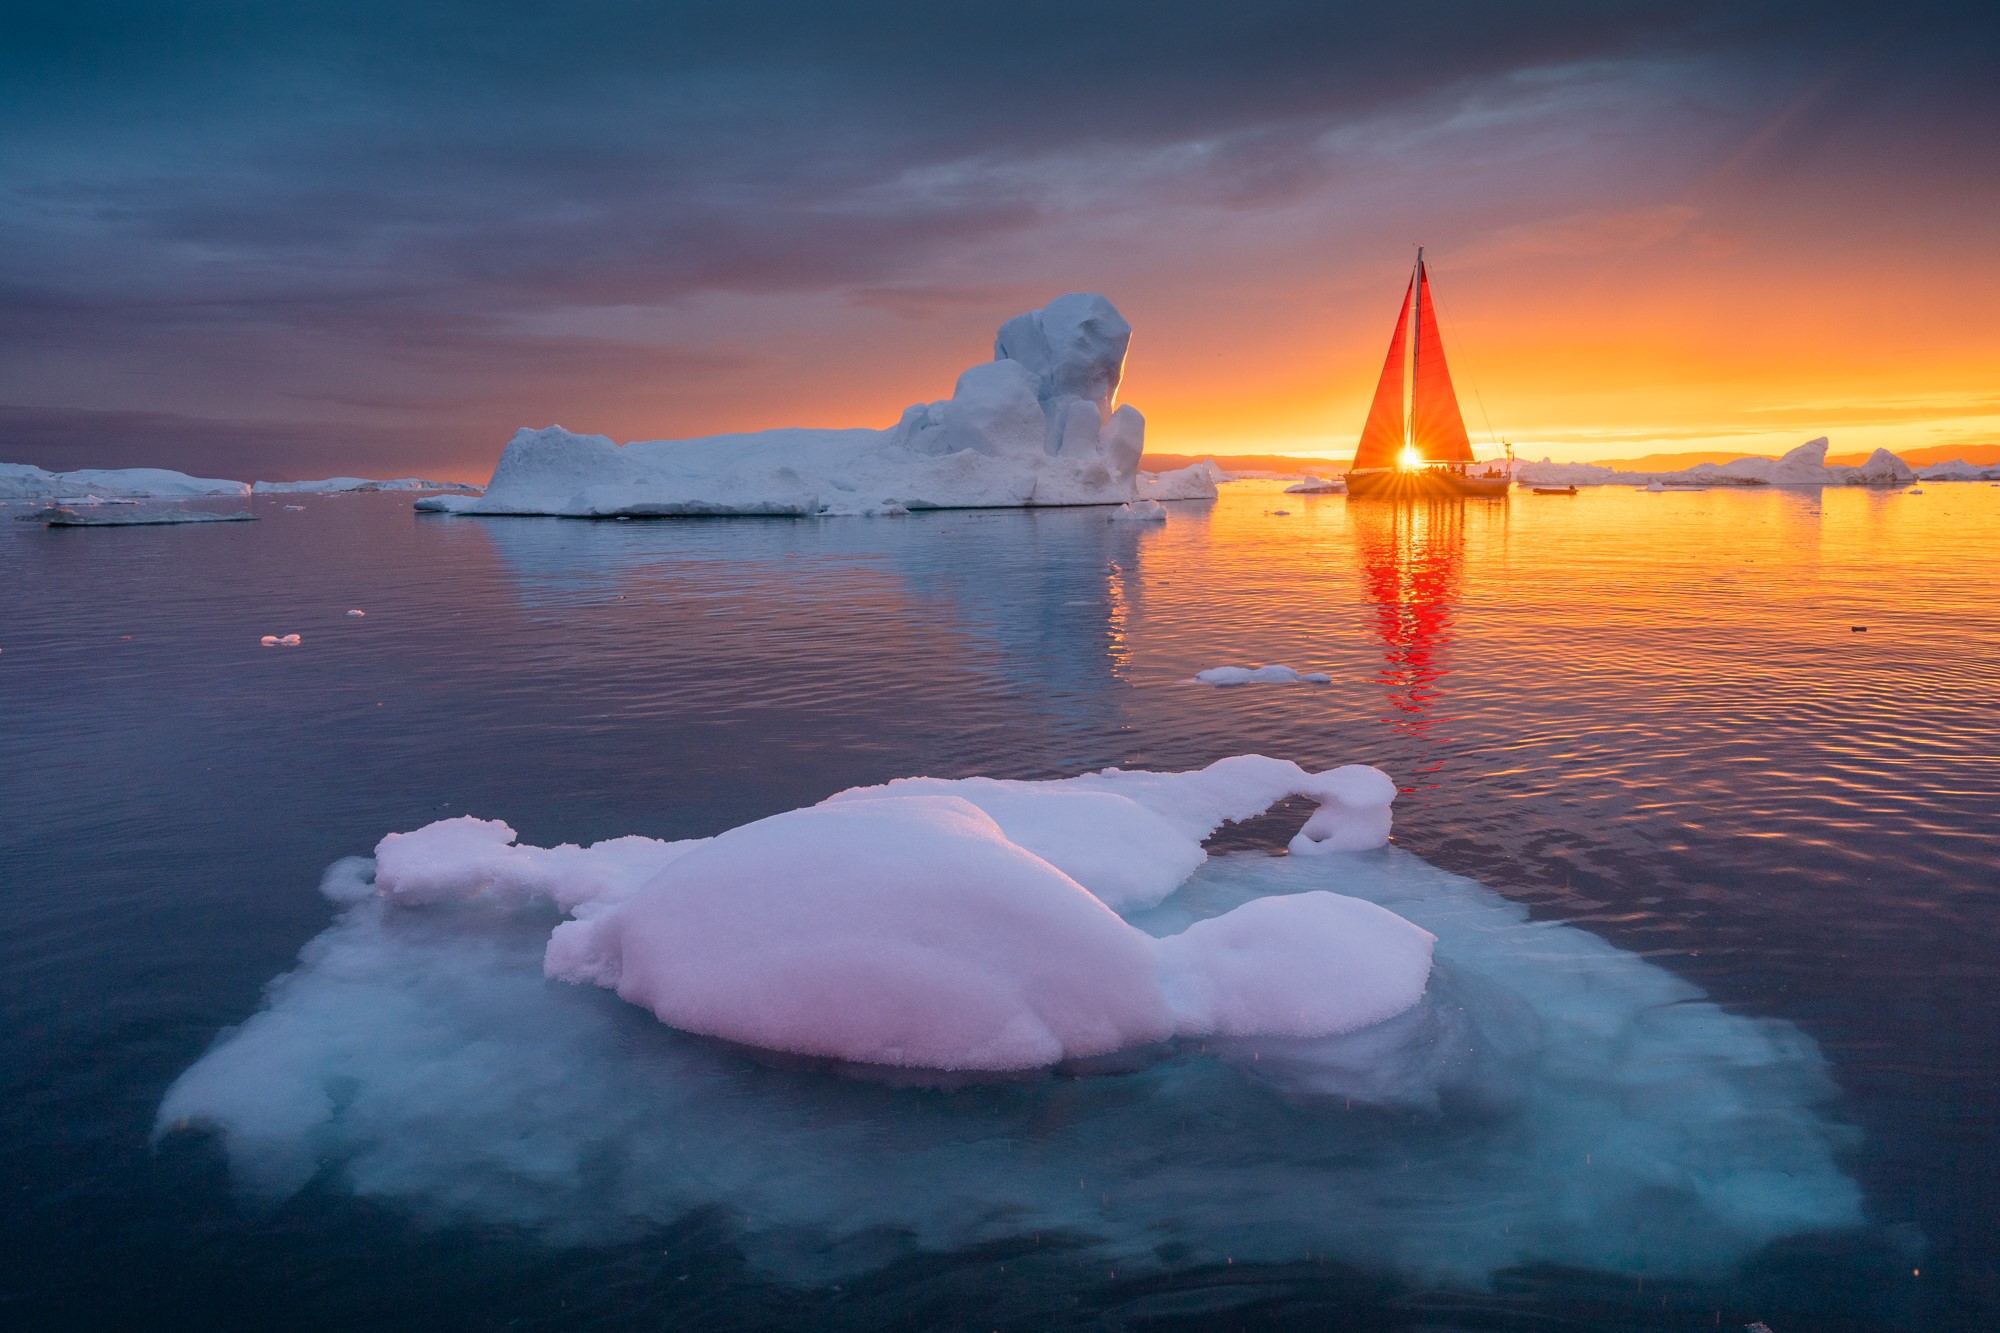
[[0, 463, 250, 500], [254, 477, 482, 494], [156, 768, 1863, 1285], [414, 295, 1218, 518], [1107, 500, 1168, 522], [1196, 664, 1332, 686], [1283, 475, 1347, 494]]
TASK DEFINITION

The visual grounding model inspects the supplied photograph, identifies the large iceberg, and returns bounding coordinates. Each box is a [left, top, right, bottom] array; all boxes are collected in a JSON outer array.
[[417, 294, 1218, 518], [156, 757, 1861, 1286], [0, 463, 250, 501], [1514, 438, 1926, 488]]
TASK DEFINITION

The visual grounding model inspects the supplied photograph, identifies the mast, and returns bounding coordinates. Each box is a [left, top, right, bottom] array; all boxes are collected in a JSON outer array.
[[1408, 247, 1422, 459]]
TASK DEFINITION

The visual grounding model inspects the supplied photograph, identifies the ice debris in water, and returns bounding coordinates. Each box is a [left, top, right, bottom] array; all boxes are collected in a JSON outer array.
[[1107, 500, 1167, 522], [346, 609, 365, 617], [1196, 664, 1332, 686], [156, 756, 1863, 1286], [258, 634, 302, 647]]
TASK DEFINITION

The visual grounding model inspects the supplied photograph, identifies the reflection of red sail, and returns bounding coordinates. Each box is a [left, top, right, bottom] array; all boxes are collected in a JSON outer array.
[[1351, 275, 1413, 472], [1351, 499, 1465, 736]]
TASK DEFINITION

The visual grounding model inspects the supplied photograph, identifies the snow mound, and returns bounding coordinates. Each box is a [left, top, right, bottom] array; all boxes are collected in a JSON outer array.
[[0, 463, 250, 500], [1196, 664, 1332, 686], [254, 477, 482, 494], [153, 764, 1862, 1286], [1283, 475, 1347, 494], [414, 295, 1217, 519]]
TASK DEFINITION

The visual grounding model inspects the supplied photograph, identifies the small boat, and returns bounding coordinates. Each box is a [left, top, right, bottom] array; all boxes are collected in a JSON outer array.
[[1532, 486, 1578, 496], [1345, 249, 1509, 499]]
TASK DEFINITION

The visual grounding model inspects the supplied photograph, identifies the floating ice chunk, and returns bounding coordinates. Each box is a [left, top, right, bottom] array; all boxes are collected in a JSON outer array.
[[283, 504, 305, 511], [1107, 500, 1167, 522], [1842, 448, 1917, 487], [1156, 892, 1433, 1038], [154, 761, 1862, 1286], [27, 506, 255, 526], [1283, 475, 1346, 494], [258, 633, 302, 647], [1906, 487, 1924, 495], [346, 609, 365, 616], [1195, 664, 1331, 686]]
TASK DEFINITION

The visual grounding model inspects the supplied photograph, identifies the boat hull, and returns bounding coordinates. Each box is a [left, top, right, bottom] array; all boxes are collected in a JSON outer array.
[[1345, 468, 1510, 499]]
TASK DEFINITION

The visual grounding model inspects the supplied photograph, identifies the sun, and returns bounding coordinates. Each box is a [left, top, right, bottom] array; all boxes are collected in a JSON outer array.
[[1398, 444, 1421, 470]]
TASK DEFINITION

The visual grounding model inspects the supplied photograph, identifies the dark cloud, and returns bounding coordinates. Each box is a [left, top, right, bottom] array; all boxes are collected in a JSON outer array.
[[2, 0, 1993, 475]]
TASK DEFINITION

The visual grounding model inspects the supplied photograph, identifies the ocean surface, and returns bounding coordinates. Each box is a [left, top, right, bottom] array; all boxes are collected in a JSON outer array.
[[3, 481, 1996, 1331]]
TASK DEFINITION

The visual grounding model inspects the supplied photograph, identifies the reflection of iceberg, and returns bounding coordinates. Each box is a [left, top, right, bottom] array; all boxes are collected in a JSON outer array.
[[158, 760, 1860, 1287], [461, 501, 1170, 724], [1353, 499, 1463, 737], [419, 294, 1217, 518]]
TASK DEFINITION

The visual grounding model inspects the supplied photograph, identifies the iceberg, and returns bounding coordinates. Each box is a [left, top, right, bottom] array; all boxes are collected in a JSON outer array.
[[253, 477, 482, 494], [416, 294, 1218, 519], [1283, 475, 1347, 494], [1916, 458, 2000, 481], [0, 463, 250, 501], [22, 506, 255, 526], [1514, 437, 1926, 488], [155, 756, 1861, 1285]]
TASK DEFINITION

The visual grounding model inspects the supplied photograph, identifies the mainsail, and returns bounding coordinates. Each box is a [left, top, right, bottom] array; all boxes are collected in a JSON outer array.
[[1351, 274, 1414, 472], [1410, 260, 1475, 463]]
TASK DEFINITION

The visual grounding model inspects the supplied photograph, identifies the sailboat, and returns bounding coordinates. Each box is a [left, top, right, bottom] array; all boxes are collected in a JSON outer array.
[[1346, 249, 1510, 498]]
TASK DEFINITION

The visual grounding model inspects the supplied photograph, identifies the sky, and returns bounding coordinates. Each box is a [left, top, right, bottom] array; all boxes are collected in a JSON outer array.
[[4, 0, 1998, 480]]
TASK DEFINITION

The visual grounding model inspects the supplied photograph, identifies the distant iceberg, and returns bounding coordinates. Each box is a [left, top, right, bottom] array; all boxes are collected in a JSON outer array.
[[1515, 438, 1924, 488], [417, 294, 1218, 519], [156, 756, 1861, 1285], [253, 477, 481, 494], [0, 463, 250, 501]]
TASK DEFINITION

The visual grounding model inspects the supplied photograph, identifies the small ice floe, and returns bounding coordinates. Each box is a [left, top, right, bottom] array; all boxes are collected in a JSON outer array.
[[283, 504, 306, 511], [26, 507, 255, 527], [259, 634, 302, 647], [1196, 664, 1332, 686], [346, 609, 365, 617], [1283, 476, 1346, 494], [1107, 500, 1167, 523], [1906, 487, 1924, 495]]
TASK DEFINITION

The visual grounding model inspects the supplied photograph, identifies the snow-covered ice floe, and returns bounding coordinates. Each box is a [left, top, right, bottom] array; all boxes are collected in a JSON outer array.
[[1515, 438, 1920, 488], [414, 294, 1218, 519], [22, 506, 255, 526], [157, 756, 1859, 1285], [254, 477, 482, 494], [1107, 500, 1168, 522], [0, 463, 250, 501], [1197, 665, 1331, 685], [1283, 475, 1347, 494]]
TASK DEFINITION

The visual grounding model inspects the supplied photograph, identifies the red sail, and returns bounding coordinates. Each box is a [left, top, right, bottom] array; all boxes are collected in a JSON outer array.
[[1351, 274, 1413, 471], [1411, 262, 1475, 463]]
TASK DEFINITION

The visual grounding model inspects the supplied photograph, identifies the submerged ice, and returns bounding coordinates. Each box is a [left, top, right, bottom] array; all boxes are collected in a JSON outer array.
[[158, 757, 1861, 1286]]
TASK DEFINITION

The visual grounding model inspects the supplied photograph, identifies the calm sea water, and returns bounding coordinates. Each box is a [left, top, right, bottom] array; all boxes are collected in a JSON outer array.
[[2, 482, 1995, 1331]]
